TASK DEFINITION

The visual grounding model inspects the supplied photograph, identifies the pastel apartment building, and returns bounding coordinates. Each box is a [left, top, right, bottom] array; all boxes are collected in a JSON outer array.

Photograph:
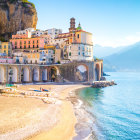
[[10, 31, 45, 50], [0, 41, 12, 56]]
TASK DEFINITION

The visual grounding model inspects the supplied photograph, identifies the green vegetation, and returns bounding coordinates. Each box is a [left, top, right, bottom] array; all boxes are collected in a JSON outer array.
[[8, 0, 35, 8], [57, 61, 61, 64], [0, 36, 6, 42], [21, 0, 35, 8]]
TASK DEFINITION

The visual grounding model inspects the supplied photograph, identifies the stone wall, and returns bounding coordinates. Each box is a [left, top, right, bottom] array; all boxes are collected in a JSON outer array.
[[0, 60, 103, 84]]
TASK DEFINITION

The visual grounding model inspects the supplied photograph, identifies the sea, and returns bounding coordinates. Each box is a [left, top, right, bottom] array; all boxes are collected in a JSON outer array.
[[77, 72, 140, 140]]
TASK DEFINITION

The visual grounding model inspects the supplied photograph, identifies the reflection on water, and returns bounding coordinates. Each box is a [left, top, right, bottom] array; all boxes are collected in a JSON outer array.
[[78, 72, 140, 140], [78, 88, 104, 106]]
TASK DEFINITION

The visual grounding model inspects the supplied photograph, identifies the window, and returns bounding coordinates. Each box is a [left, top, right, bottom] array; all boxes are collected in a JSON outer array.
[[29, 45, 30, 48], [79, 47, 80, 50], [15, 46, 17, 49], [77, 34, 79, 38], [24, 45, 26, 49], [15, 42, 17, 45], [20, 46, 22, 49], [24, 41, 26, 44], [33, 45, 34, 48], [4, 50, 6, 53], [37, 40, 38, 43], [20, 41, 22, 45], [78, 52, 80, 55], [0, 45, 1, 49], [33, 41, 35, 44], [8, 51, 10, 56], [8, 45, 10, 49], [4, 45, 6, 49], [69, 52, 71, 56], [37, 45, 39, 48], [83, 53, 85, 56], [28, 41, 30, 44]]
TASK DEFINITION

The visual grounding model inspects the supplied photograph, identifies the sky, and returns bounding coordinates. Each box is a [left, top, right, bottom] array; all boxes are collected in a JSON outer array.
[[30, 0, 140, 47]]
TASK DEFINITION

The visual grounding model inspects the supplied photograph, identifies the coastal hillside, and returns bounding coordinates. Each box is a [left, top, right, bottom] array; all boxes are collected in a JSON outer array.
[[103, 42, 140, 72], [0, 0, 38, 41], [94, 44, 125, 58]]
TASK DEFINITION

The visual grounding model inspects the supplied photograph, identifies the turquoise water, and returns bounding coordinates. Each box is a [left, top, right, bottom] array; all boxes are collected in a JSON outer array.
[[78, 72, 140, 140]]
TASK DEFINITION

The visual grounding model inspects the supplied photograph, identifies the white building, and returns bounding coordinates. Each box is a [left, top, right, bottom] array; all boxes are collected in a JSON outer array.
[[17, 28, 35, 35], [32, 29, 44, 37], [44, 28, 62, 36]]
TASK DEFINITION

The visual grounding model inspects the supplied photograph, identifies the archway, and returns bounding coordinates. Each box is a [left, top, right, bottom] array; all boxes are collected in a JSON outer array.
[[49, 66, 59, 82], [33, 68, 40, 82], [95, 64, 100, 81], [9, 67, 18, 83], [0, 66, 5, 83], [76, 64, 88, 82], [42, 68, 48, 82], [21, 67, 30, 82], [101, 63, 103, 77]]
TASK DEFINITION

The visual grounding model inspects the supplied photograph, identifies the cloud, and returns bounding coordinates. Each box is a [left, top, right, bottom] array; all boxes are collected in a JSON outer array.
[[94, 32, 140, 47]]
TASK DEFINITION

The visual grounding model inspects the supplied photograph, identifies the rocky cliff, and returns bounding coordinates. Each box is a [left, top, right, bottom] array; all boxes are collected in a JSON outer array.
[[0, 0, 38, 41]]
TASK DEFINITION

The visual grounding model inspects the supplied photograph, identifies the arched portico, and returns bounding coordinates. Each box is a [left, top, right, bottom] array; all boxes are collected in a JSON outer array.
[[48, 66, 59, 82], [76, 64, 89, 82], [95, 64, 100, 81], [33, 67, 40, 82], [8, 67, 18, 83], [0, 66, 5, 83], [21, 67, 30, 82], [101, 63, 103, 77], [42, 68, 48, 82]]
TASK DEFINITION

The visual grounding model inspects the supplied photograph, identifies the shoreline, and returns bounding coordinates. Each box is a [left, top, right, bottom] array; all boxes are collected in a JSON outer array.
[[0, 84, 91, 140], [69, 88, 97, 140]]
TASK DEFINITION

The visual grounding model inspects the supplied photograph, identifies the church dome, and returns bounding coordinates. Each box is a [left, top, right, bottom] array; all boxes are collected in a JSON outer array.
[[77, 23, 82, 30]]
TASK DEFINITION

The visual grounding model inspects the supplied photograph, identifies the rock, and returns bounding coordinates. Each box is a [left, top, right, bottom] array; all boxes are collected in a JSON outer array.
[[92, 81, 117, 88], [0, 0, 38, 41]]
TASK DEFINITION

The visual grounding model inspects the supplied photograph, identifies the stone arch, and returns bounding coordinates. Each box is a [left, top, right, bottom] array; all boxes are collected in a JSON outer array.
[[101, 63, 103, 77], [9, 67, 18, 83], [0, 66, 5, 83], [33, 67, 40, 82], [76, 64, 89, 82], [42, 68, 48, 82], [95, 64, 100, 81], [48, 66, 60, 82], [21, 67, 30, 82]]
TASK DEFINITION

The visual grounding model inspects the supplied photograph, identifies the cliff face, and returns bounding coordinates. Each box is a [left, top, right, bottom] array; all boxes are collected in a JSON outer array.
[[0, 0, 38, 41]]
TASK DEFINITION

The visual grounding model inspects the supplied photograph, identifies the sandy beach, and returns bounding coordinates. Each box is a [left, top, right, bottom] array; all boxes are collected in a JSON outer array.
[[0, 84, 89, 140]]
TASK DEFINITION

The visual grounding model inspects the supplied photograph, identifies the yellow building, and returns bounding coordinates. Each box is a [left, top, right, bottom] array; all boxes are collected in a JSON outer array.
[[0, 42, 12, 56], [23, 51, 40, 64]]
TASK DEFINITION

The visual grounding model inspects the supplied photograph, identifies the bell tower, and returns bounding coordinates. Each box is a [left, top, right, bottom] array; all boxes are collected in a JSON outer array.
[[69, 17, 76, 32]]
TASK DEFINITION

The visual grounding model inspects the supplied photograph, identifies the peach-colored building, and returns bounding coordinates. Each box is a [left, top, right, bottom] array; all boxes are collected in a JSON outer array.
[[10, 32, 45, 50]]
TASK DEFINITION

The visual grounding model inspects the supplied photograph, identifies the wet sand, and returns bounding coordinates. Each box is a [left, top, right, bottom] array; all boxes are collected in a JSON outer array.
[[0, 84, 89, 140]]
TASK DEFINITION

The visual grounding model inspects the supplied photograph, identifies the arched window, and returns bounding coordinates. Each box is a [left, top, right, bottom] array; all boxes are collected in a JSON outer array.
[[77, 34, 79, 38]]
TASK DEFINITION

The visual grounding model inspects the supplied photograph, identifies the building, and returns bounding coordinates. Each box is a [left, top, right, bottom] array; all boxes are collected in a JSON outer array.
[[17, 28, 35, 35], [0, 18, 103, 84], [10, 32, 45, 50], [32, 29, 44, 37], [40, 49, 54, 64], [0, 41, 12, 56], [45, 28, 62, 36]]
